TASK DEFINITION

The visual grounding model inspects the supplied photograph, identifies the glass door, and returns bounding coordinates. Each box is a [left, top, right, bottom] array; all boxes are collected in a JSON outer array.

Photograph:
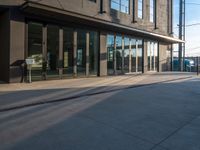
[[107, 35, 115, 75], [124, 37, 130, 73], [46, 25, 60, 79], [27, 22, 43, 81], [77, 30, 86, 77], [116, 36, 123, 74], [63, 27, 74, 78], [148, 42, 158, 71], [89, 31, 99, 76]]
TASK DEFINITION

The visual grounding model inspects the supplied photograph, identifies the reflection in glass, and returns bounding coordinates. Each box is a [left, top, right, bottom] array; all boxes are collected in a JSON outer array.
[[116, 35, 123, 74], [77, 30, 86, 76], [137, 40, 143, 72], [107, 35, 115, 75], [138, 0, 143, 18], [131, 39, 143, 72], [148, 41, 158, 71], [47, 25, 60, 79], [124, 37, 130, 73], [89, 31, 99, 76], [63, 27, 73, 77], [131, 39, 136, 72], [28, 22, 43, 80]]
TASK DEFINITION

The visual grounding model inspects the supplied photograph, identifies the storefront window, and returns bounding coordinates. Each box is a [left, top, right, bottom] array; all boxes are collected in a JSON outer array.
[[28, 22, 43, 80], [116, 35, 123, 74], [124, 37, 130, 73], [107, 34, 115, 75], [137, 40, 143, 72], [131, 38, 137, 72], [47, 25, 60, 79], [63, 27, 73, 77], [148, 41, 158, 71], [77, 30, 86, 76], [89, 31, 99, 76]]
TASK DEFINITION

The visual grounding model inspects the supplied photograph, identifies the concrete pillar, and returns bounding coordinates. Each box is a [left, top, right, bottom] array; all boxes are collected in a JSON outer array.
[[59, 28, 63, 78], [122, 36, 125, 74], [99, 31, 107, 76], [153, 43, 156, 71], [86, 32, 90, 77], [73, 30, 77, 77], [114, 35, 117, 75], [150, 42, 152, 71], [43, 26, 47, 61], [136, 40, 138, 72], [129, 38, 132, 73]]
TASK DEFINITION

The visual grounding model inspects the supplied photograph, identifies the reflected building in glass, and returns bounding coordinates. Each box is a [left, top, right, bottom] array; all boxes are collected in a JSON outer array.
[[0, 0, 182, 83]]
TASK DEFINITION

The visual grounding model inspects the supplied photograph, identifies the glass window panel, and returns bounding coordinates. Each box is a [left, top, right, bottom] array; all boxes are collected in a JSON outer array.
[[111, 0, 120, 11], [150, 0, 155, 22], [47, 25, 60, 79], [131, 39, 136, 72], [28, 22, 43, 81], [116, 36, 123, 74], [148, 41, 158, 71], [137, 40, 143, 72], [63, 27, 73, 77], [124, 37, 130, 73], [138, 0, 143, 18], [107, 34, 115, 75], [77, 30, 87, 76], [89, 31, 99, 76], [111, 0, 129, 14]]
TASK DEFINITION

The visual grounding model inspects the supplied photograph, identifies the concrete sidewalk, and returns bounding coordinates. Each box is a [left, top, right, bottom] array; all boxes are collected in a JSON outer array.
[[0, 72, 196, 111], [0, 72, 200, 150]]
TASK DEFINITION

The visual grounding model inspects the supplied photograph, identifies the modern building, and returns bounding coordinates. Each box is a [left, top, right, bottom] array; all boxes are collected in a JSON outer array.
[[0, 0, 182, 83]]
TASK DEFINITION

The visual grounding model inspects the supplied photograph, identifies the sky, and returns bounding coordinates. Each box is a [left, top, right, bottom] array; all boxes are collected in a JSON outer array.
[[173, 0, 200, 57]]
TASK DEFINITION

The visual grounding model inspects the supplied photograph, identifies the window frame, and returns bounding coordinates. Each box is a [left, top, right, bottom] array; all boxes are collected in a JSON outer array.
[[111, 0, 130, 14], [150, 0, 155, 23], [138, 0, 143, 19]]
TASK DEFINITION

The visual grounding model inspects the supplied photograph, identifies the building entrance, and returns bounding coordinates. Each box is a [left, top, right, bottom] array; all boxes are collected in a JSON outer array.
[[27, 22, 99, 81]]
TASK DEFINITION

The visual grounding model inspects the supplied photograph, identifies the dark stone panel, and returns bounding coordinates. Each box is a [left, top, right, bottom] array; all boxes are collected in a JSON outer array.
[[0, 10, 10, 83], [9, 7, 25, 83]]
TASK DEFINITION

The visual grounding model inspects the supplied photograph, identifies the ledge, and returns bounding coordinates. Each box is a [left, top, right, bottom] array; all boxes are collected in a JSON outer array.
[[21, 1, 184, 43]]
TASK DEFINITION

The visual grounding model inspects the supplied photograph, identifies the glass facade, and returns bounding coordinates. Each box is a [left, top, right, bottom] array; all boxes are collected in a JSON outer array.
[[27, 22, 99, 80], [111, 0, 129, 14], [27, 21, 160, 81], [107, 35, 143, 75], [148, 41, 158, 71]]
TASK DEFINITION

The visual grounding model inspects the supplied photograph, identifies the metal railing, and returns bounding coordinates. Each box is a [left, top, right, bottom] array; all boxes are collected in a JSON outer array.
[[173, 56, 200, 75]]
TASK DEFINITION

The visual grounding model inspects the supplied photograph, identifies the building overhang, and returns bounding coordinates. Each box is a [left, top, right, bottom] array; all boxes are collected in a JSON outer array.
[[21, 2, 184, 44]]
